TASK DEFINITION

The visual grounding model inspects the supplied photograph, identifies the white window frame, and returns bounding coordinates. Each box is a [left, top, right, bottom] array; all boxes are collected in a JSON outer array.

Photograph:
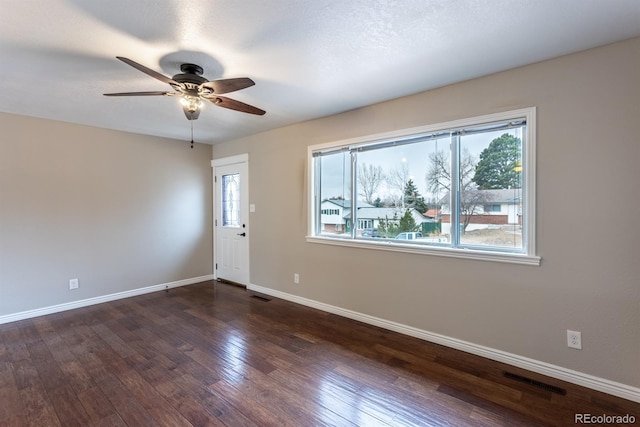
[[483, 204, 502, 213], [358, 219, 373, 229], [306, 108, 540, 266]]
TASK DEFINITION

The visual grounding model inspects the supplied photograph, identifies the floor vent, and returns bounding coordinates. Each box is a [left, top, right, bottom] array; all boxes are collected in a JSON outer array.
[[503, 372, 566, 395], [251, 294, 271, 302]]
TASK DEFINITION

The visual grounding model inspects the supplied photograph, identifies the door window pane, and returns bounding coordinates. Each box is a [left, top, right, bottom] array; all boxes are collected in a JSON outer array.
[[222, 173, 240, 227]]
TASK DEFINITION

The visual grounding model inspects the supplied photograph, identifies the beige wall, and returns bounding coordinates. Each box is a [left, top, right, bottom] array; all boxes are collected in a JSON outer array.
[[0, 115, 213, 315], [213, 37, 640, 388]]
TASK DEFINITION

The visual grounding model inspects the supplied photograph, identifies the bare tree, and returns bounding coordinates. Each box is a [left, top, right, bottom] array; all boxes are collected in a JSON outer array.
[[426, 148, 489, 232], [357, 163, 385, 205], [426, 150, 451, 195], [386, 161, 410, 207]]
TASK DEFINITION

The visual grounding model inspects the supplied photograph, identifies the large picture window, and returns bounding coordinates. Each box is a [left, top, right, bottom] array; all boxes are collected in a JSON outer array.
[[307, 108, 539, 265]]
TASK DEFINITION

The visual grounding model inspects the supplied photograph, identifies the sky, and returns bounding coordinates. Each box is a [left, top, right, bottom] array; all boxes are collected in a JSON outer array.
[[318, 127, 523, 203]]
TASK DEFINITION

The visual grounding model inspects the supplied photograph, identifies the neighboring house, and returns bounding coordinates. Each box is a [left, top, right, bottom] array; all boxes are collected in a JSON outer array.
[[440, 189, 522, 233], [476, 189, 522, 224], [319, 199, 374, 233], [349, 207, 435, 235], [321, 202, 436, 236]]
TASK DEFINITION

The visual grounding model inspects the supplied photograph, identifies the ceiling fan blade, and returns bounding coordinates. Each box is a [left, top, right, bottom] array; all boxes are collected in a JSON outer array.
[[201, 77, 255, 94], [103, 91, 171, 96], [116, 56, 178, 85], [209, 96, 266, 115]]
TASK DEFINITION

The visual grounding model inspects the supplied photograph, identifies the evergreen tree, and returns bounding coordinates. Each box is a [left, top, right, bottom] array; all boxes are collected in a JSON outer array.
[[376, 213, 399, 238], [397, 209, 419, 233], [403, 179, 428, 213], [377, 209, 419, 238], [472, 134, 522, 189]]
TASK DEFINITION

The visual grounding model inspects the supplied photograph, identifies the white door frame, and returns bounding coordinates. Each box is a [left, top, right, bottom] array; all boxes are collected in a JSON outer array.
[[212, 154, 250, 285]]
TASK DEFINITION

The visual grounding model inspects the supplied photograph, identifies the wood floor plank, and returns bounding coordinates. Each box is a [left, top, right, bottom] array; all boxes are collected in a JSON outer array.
[[95, 372, 160, 426], [0, 384, 24, 422], [1, 280, 638, 426], [89, 413, 128, 427], [77, 384, 118, 424], [47, 384, 92, 426], [267, 363, 382, 426], [152, 375, 225, 426], [207, 377, 308, 427], [118, 372, 194, 427], [0, 415, 29, 427], [1, 325, 31, 362]]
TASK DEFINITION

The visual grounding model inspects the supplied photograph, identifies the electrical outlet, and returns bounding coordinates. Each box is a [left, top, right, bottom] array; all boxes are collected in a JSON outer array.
[[69, 278, 79, 290], [294, 273, 300, 284], [567, 330, 582, 349]]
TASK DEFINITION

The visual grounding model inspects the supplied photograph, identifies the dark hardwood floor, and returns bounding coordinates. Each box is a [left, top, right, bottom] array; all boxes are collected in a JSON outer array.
[[0, 281, 638, 426]]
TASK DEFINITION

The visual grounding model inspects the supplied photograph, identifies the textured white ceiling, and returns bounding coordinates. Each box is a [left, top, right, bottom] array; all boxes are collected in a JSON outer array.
[[1, 0, 639, 144]]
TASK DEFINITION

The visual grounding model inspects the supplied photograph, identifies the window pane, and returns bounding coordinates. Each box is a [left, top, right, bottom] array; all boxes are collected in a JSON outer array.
[[356, 137, 446, 242], [222, 173, 240, 227], [458, 127, 523, 251], [317, 151, 351, 236]]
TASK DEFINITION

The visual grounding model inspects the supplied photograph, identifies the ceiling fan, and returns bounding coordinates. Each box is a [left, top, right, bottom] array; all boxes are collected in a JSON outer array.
[[103, 56, 265, 120]]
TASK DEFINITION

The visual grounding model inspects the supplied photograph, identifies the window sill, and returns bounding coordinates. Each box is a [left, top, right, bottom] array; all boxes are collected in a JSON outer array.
[[306, 236, 541, 266]]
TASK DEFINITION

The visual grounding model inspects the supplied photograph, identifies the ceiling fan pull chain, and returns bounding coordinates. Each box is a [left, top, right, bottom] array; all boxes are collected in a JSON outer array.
[[190, 119, 194, 149]]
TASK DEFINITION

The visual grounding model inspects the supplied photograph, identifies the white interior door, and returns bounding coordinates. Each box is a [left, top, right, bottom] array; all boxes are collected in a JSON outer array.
[[212, 155, 249, 285]]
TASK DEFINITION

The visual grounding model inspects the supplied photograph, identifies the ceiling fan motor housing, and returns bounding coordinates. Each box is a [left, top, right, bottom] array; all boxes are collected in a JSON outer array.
[[171, 63, 210, 97], [172, 64, 207, 84]]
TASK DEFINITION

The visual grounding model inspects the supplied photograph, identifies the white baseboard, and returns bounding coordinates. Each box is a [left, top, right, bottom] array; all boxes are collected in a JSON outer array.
[[0, 275, 214, 325], [248, 283, 640, 403]]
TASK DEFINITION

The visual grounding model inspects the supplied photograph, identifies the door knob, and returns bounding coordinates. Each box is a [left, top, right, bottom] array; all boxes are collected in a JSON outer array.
[[237, 232, 246, 237]]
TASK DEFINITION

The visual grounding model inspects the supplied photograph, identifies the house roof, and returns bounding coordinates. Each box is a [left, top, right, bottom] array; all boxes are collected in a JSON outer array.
[[439, 189, 522, 204], [478, 189, 522, 203], [425, 209, 441, 218], [345, 207, 432, 222], [322, 199, 373, 209], [1, 1, 639, 144]]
